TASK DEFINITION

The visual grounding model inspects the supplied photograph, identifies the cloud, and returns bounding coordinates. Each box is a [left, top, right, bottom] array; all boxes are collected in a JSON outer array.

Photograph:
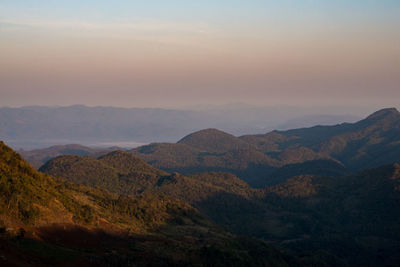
[[0, 17, 212, 35], [0, 17, 218, 50]]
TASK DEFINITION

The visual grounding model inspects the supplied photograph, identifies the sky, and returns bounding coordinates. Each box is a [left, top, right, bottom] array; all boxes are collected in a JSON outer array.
[[1, 1, 399, 109]]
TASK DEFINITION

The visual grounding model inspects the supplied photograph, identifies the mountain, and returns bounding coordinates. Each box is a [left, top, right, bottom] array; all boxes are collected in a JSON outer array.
[[18, 144, 120, 169], [262, 108, 399, 150], [131, 108, 400, 187], [0, 141, 300, 266], [40, 147, 400, 266], [260, 108, 400, 171]]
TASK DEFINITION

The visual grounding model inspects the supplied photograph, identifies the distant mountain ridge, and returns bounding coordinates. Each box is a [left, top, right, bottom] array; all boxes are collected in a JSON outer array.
[[131, 108, 400, 187], [17, 107, 399, 187]]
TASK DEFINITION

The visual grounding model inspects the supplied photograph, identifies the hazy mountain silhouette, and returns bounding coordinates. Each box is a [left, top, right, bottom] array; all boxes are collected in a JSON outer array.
[[0, 105, 364, 149]]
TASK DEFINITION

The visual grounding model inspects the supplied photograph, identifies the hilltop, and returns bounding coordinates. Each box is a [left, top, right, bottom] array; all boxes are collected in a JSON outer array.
[[178, 128, 253, 153]]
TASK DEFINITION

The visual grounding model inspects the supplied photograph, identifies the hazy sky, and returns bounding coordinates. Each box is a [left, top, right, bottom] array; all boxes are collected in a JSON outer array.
[[1, 1, 399, 108]]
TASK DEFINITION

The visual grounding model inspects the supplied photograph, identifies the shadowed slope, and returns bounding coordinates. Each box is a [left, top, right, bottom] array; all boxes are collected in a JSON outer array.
[[261, 163, 400, 266]]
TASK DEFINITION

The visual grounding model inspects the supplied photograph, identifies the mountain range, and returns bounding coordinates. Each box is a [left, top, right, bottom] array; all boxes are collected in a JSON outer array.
[[130, 108, 400, 187], [18, 108, 400, 188]]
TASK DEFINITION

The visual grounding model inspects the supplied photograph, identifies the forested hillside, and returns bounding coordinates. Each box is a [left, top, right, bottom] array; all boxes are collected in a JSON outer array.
[[0, 141, 299, 266]]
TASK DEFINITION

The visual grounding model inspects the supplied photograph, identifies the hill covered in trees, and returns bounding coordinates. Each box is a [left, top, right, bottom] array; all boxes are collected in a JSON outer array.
[[41, 147, 400, 266]]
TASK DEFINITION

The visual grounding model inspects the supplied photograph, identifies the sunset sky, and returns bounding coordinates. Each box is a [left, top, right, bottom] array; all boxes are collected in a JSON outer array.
[[1, 1, 399, 108]]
